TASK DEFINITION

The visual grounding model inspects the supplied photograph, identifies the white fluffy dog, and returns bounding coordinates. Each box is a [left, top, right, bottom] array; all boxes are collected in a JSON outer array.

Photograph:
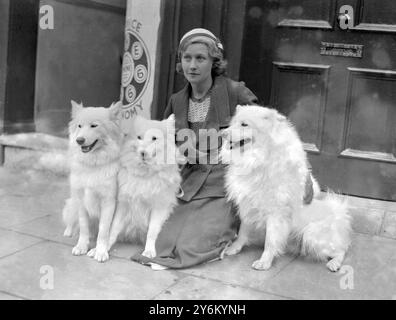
[[221, 105, 352, 272], [107, 114, 182, 258], [63, 100, 123, 262]]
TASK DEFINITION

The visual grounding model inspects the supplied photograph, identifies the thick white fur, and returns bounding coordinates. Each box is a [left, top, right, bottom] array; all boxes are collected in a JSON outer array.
[[221, 105, 352, 271], [107, 114, 182, 258], [62, 100, 123, 262]]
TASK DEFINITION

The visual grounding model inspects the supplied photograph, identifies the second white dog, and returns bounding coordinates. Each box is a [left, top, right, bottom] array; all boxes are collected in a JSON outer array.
[[107, 114, 183, 258]]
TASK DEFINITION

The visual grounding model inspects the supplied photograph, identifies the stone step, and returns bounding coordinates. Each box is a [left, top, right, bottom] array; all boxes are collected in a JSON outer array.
[[0, 133, 68, 175]]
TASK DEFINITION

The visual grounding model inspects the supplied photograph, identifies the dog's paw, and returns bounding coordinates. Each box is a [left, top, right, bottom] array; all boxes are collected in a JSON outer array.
[[95, 250, 109, 263], [252, 259, 272, 271], [63, 227, 73, 237], [142, 248, 156, 259], [326, 258, 341, 272], [87, 248, 96, 258], [224, 242, 243, 256], [87, 247, 109, 262], [72, 244, 89, 256]]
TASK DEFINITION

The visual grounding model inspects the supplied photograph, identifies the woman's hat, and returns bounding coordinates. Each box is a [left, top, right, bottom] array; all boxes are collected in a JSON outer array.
[[179, 28, 224, 51]]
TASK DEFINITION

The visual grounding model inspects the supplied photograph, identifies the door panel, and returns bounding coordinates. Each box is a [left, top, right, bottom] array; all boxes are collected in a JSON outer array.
[[356, 0, 396, 29], [277, 0, 336, 29], [241, 0, 396, 200], [270, 62, 329, 153], [342, 68, 396, 162]]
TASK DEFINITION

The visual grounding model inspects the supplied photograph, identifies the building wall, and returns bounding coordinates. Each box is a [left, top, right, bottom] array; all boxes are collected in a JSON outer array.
[[0, 0, 39, 134], [0, 0, 10, 132], [2, 0, 244, 134], [34, 0, 126, 136]]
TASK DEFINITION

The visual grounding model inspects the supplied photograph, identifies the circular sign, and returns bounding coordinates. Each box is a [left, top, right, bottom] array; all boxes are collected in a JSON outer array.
[[134, 64, 148, 84], [125, 84, 137, 104], [122, 52, 134, 88], [121, 30, 151, 107], [131, 41, 143, 60]]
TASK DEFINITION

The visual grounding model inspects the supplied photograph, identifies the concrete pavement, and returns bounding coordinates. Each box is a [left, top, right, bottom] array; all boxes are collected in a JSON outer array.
[[0, 165, 395, 300]]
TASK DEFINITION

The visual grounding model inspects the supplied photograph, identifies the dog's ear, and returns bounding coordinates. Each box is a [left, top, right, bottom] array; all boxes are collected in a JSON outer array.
[[166, 113, 175, 122], [71, 100, 83, 118], [236, 105, 244, 113], [109, 101, 122, 120], [275, 112, 286, 122], [219, 128, 229, 140], [166, 113, 176, 135], [261, 108, 286, 123]]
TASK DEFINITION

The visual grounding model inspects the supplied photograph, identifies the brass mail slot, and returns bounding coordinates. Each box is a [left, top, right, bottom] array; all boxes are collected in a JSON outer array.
[[320, 42, 363, 58]]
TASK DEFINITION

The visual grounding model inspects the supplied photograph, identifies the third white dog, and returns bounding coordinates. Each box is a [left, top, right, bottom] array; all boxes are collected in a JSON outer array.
[[221, 105, 352, 272]]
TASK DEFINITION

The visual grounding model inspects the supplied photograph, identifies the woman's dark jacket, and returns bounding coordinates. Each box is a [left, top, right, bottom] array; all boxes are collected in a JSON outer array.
[[163, 75, 258, 201]]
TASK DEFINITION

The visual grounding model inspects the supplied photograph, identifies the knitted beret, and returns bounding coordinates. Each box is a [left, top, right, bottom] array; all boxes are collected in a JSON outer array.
[[179, 28, 224, 51]]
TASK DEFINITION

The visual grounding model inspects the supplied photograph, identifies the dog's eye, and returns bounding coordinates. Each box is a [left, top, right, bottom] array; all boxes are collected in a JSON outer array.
[[91, 124, 98, 128], [152, 136, 157, 141], [78, 124, 82, 128], [241, 122, 248, 127], [137, 135, 142, 140]]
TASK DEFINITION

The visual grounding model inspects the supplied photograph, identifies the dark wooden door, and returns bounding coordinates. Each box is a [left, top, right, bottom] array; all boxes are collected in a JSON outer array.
[[154, 0, 247, 120], [241, 0, 396, 201]]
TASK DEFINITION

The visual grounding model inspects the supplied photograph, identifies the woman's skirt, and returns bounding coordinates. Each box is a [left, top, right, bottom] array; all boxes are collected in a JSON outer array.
[[131, 196, 238, 268]]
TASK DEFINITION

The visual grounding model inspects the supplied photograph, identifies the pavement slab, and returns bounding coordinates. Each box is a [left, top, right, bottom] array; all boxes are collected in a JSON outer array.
[[259, 233, 396, 300], [0, 241, 183, 300], [0, 168, 26, 190], [349, 206, 385, 235], [386, 250, 396, 301], [0, 291, 23, 300], [0, 196, 53, 228], [154, 275, 288, 300], [179, 246, 295, 291], [380, 211, 396, 239], [0, 174, 68, 228], [8, 213, 146, 259], [0, 167, 68, 198], [0, 228, 44, 258], [7, 214, 76, 246]]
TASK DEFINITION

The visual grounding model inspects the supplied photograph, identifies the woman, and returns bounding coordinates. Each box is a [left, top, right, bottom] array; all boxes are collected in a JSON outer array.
[[133, 28, 313, 269]]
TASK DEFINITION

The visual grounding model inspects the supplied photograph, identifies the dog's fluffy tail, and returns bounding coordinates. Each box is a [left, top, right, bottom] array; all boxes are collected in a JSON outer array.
[[292, 192, 352, 271]]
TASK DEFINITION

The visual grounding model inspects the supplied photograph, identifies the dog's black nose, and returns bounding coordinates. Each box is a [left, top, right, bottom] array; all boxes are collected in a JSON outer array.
[[76, 137, 85, 145], [140, 151, 147, 159]]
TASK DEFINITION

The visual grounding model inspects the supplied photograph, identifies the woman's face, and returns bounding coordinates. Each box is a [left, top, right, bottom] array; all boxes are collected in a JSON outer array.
[[181, 43, 213, 86]]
